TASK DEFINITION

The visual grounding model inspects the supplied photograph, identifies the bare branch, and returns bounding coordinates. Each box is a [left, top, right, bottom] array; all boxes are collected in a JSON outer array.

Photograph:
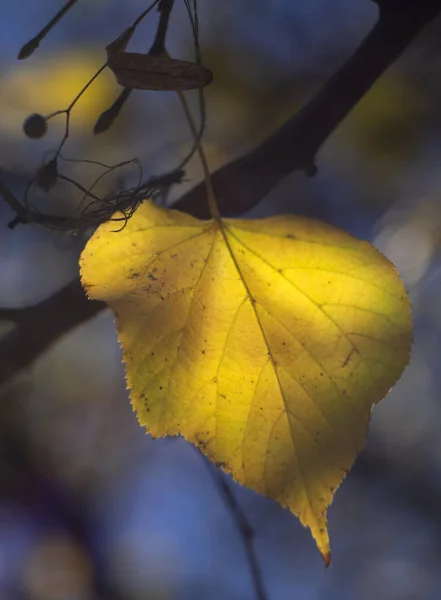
[[201, 454, 269, 600], [179, 1, 441, 218], [0, 280, 104, 387], [1, 2, 440, 386]]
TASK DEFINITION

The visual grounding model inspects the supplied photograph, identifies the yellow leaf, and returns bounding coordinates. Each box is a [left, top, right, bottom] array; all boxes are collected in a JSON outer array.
[[80, 201, 412, 564]]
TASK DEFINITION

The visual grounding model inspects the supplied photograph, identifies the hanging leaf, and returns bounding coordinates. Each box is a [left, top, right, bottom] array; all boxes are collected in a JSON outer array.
[[80, 201, 412, 564], [105, 28, 212, 91], [107, 50, 213, 91]]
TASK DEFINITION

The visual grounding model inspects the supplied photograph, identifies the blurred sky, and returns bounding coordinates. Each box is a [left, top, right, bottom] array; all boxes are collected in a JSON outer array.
[[1, 2, 441, 600]]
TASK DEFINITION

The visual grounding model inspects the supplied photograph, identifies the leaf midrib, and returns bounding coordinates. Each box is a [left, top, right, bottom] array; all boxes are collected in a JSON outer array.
[[219, 221, 317, 522]]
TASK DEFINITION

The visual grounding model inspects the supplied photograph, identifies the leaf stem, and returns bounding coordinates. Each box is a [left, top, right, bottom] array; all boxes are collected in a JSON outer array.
[[177, 90, 220, 221]]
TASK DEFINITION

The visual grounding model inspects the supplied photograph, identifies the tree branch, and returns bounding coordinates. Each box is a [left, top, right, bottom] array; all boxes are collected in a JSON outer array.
[[1, 1, 440, 387], [0, 280, 104, 386], [179, 0, 441, 218], [201, 454, 269, 600]]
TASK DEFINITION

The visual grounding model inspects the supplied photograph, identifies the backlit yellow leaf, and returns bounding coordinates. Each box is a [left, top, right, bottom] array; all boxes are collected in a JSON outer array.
[[80, 201, 412, 564]]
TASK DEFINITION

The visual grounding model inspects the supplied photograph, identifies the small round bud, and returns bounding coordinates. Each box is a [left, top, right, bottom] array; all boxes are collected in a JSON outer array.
[[23, 113, 47, 139]]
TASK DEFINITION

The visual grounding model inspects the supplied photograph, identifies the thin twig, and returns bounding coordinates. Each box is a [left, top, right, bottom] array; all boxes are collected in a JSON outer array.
[[201, 456, 269, 600], [175, 0, 206, 171], [18, 0, 80, 59], [45, 63, 108, 159], [0, 181, 27, 220], [149, 0, 175, 54]]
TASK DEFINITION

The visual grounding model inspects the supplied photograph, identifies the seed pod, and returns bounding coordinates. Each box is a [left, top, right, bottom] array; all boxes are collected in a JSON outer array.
[[18, 37, 40, 60], [36, 159, 58, 191], [23, 113, 48, 139], [94, 88, 132, 134]]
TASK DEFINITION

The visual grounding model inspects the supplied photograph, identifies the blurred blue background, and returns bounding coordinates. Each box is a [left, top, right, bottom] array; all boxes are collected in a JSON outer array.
[[1, 1, 441, 599]]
